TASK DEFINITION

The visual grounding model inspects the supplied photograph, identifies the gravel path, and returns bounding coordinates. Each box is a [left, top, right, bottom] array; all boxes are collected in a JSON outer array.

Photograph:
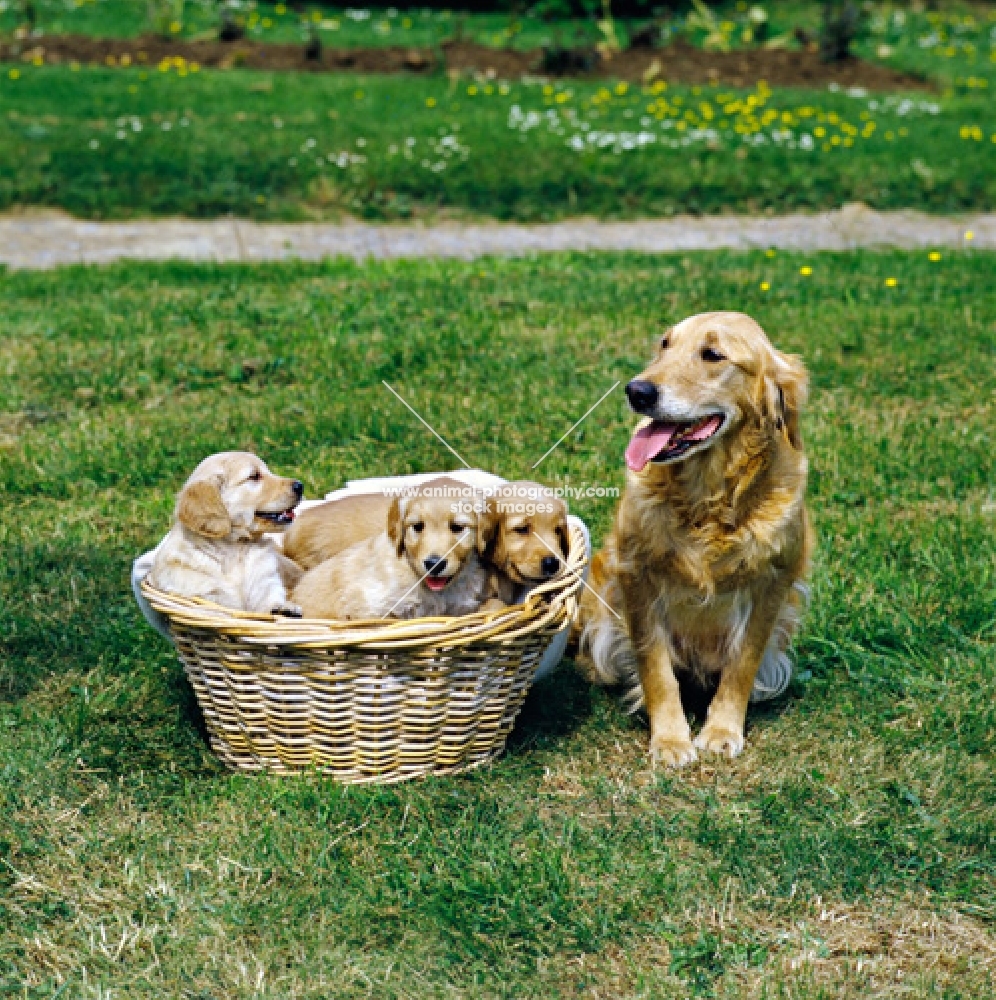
[[1, 204, 992, 270]]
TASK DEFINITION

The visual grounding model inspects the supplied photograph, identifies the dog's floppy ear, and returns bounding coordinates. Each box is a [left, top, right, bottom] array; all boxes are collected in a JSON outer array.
[[555, 515, 570, 559], [477, 495, 500, 556], [176, 479, 232, 539], [387, 496, 406, 556], [765, 349, 809, 450]]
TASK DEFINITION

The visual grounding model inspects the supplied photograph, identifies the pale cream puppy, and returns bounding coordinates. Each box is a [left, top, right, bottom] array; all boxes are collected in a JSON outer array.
[[148, 451, 304, 616], [292, 476, 492, 620]]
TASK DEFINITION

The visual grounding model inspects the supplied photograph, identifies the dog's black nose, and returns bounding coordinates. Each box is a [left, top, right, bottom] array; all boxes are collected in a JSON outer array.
[[625, 379, 659, 415], [423, 556, 447, 576], [291, 480, 304, 498], [541, 555, 560, 577]]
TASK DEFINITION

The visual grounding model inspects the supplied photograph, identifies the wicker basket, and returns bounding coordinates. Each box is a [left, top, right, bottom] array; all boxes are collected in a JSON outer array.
[[141, 521, 587, 784]]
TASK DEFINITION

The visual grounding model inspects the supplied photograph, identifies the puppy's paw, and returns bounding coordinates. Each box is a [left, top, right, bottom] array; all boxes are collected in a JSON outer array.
[[272, 602, 303, 618], [694, 723, 745, 759], [649, 734, 698, 768]]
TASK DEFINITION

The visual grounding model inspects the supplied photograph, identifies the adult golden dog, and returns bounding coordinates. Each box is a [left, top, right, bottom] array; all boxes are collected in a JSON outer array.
[[579, 312, 812, 766]]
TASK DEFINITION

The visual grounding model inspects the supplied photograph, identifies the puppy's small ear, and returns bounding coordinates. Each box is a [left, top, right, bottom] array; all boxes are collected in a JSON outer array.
[[765, 349, 809, 450], [176, 479, 232, 539], [477, 498, 499, 556], [387, 497, 406, 556], [556, 517, 570, 559]]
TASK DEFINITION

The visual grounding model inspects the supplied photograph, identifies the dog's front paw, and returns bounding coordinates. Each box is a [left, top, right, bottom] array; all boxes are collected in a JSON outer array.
[[694, 723, 745, 759], [272, 602, 303, 618], [649, 734, 698, 768]]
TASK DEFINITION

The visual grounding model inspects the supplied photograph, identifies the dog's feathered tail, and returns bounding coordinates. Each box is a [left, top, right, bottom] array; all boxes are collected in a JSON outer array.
[[750, 580, 809, 703], [579, 580, 809, 710]]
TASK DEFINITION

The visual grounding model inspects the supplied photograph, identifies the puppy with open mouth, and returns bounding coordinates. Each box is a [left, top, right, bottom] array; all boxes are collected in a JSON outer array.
[[579, 311, 813, 767], [292, 476, 492, 621], [147, 451, 304, 617]]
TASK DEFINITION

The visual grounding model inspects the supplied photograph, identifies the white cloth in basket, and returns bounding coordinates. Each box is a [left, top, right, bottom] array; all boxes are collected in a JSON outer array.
[[131, 469, 591, 682]]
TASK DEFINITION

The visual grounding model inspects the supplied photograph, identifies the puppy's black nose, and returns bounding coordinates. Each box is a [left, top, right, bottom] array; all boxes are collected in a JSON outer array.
[[291, 480, 304, 499], [625, 379, 659, 415], [423, 556, 447, 576], [541, 555, 560, 577]]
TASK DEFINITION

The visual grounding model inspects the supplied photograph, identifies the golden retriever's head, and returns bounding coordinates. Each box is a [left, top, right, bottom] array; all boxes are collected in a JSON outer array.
[[624, 311, 808, 472], [175, 451, 303, 541], [386, 477, 482, 593], [481, 481, 569, 585]]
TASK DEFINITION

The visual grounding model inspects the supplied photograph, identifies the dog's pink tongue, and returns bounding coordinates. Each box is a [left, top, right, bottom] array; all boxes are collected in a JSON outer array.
[[625, 422, 677, 472]]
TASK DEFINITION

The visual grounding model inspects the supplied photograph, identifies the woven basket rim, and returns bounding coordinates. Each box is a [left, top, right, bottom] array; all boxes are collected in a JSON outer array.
[[142, 520, 588, 651]]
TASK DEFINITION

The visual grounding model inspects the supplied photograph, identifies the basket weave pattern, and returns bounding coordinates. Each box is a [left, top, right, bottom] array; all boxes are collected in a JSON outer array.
[[143, 523, 586, 783]]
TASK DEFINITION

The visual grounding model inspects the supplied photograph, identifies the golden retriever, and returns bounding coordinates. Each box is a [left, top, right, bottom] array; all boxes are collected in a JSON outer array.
[[482, 481, 570, 604], [147, 452, 304, 616], [283, 492, 392, 570], [579, 312, 812, 766], [292, 477, 492, 620]]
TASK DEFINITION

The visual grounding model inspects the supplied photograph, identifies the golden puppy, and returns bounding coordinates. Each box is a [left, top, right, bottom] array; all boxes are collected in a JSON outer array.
[[293, 477, 491, 620], [283, 492, 392, 570], [148, 452, 304, 616], [579, 312, 812, 766], [482, 481, 570, 604]]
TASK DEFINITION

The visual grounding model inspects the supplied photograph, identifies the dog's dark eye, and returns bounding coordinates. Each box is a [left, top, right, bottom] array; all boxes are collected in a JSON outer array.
[[450, 522, 465, 534], [701, 347, 726, 363], [660, 337, 670, 350], [513, 525, 530, 535], [411, 521, 424, 534], [248, 469, 262, 481]]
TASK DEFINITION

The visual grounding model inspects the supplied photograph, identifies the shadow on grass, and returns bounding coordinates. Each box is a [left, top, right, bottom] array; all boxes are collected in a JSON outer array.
[[556, 665, 801, 747], [505, 659, 595, 756], [681, 671, 802, 731], [1, 537, 220, 780]]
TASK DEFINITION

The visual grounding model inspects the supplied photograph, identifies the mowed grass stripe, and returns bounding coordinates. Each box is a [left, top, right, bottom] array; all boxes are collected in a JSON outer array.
[[0, 251, 994, 998]]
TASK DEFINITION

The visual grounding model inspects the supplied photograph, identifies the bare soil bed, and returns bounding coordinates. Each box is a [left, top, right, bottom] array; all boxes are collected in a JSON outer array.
[[445, 39, 932, 90], [0, 34, 435, 74], [0, 34, 932, 91]]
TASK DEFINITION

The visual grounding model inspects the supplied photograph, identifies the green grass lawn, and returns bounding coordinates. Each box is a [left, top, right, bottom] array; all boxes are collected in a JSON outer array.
[[1, 2, 994, 221], [1, 61, 993, 221], [2, 250, 994, 997]]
